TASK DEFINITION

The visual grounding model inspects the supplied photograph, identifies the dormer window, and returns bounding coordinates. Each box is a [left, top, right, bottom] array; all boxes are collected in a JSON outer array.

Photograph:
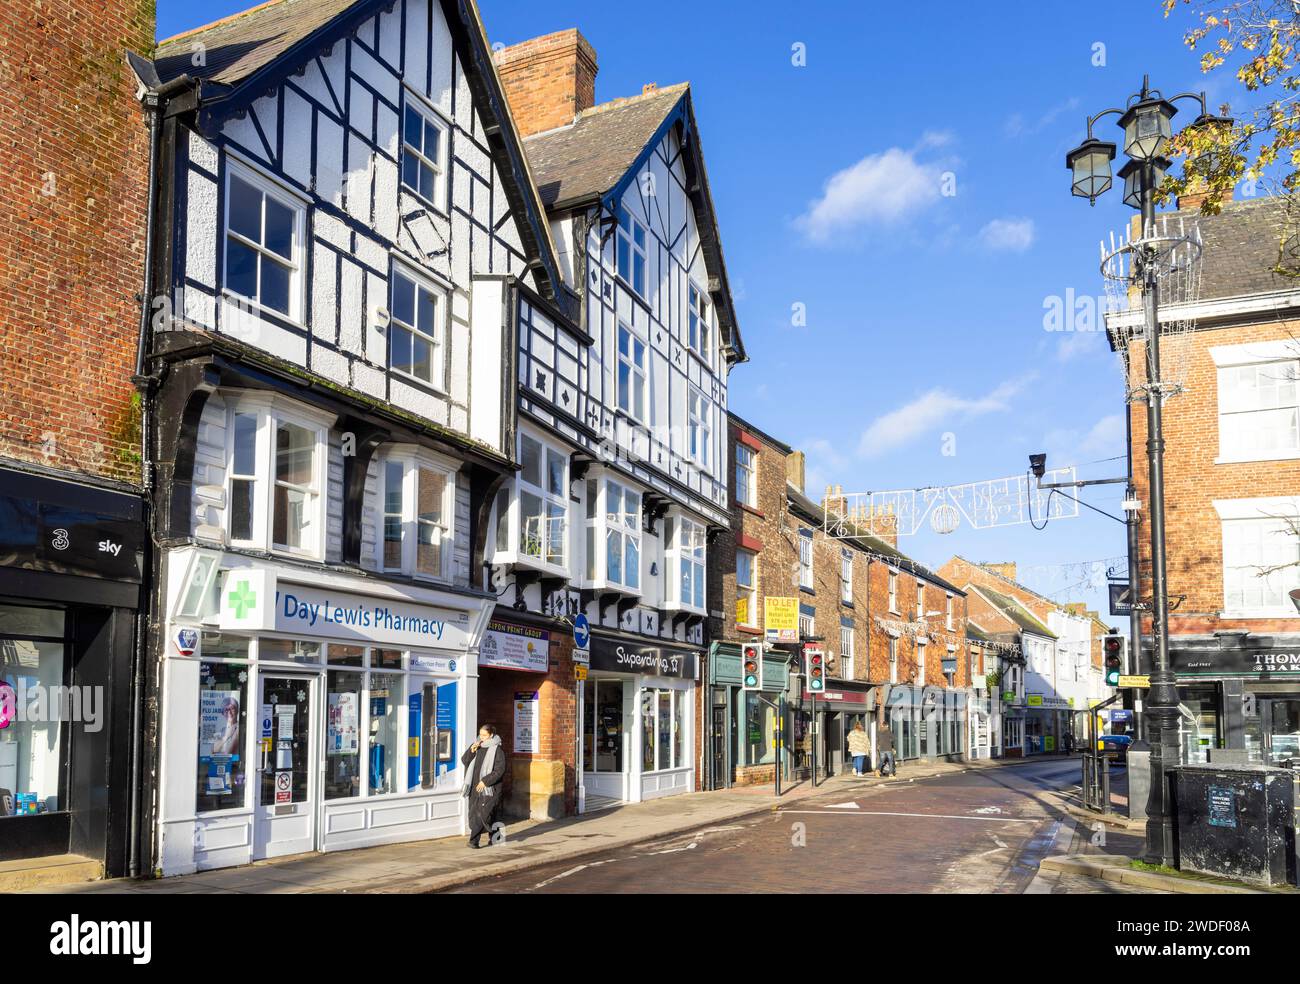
[[402, 93, 448, 209], [223, 158, 305, 321], [616, 205, 647, 297]]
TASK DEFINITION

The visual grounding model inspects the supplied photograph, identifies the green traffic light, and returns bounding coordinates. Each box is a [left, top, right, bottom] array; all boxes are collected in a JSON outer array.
[[1106, 671, 1120, 686]]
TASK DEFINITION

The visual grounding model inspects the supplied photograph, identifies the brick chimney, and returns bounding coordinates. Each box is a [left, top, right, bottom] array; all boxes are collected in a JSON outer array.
[[786, 450, 805, 494], [1177, 178, 1233, 212], [494, 29, 598, 138], [983, 562, 1018, 583]]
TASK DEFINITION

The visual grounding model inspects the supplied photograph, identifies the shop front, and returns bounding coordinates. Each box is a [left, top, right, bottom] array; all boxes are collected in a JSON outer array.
[[581, 631, 698, 808], [156, 548, 493, 875], [1172, 637, 1300, 767], [1025, 695, 1072, 754], [706, 642, 790, 789], [800, 682, 876, 777], [885, 685, 969, 763], [0, 467, 144, 877]]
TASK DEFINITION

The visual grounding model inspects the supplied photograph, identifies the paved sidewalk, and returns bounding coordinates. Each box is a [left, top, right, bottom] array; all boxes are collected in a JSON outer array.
[[40, 756, 1051, 895]]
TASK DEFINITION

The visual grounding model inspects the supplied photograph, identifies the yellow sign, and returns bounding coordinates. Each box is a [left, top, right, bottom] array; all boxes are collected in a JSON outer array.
[[575, 665, 588, 682], [408, 738, 420, 756], [1119, 675, 1150, 688], [736, 596, 750, 627], [1027, 694, 1044, 707], [765, 597, 799, 643]]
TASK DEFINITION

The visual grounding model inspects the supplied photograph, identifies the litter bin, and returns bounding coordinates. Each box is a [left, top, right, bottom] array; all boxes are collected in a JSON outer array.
[[1171, 764, 1297, 888]]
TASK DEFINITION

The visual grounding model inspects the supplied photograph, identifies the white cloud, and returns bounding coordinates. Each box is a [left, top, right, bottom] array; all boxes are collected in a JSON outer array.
[[979, 217, 1036, 252], [857, 375, 1036, 458], [1004, 97, 1080, 138], [796, 146, 943, 243], [802, 437, 852, 496], [1043, 413, 1126, 463], [1054, 329, 1104, 362]]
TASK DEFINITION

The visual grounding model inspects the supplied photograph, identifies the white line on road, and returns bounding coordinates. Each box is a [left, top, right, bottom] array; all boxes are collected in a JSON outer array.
[[779, 810, 1040, 824]]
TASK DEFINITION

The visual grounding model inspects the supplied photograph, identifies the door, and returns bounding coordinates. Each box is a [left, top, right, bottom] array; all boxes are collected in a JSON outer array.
[[711, 704, 727, 789], [254, 674, 316, 859], [1263, 699, 1300, 766]]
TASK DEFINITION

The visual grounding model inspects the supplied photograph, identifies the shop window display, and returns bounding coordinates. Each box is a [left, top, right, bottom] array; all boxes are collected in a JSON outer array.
[[325, 669, 363, 799], [197, 659, 248, 811], [583, 679, 624, 773], [0, 604, 67, 818]]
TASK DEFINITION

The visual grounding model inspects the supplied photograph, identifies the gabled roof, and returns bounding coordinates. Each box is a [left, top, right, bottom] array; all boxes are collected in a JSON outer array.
[[967, 584, 1057, 639], [133, 0, 572, 317], [152, 0, 361, 87], [521, 83, 746, 364], [948, 555, 1086, 625]]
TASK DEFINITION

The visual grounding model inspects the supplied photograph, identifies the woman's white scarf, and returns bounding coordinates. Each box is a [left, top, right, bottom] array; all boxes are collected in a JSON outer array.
[[464, 735, 502, 797]]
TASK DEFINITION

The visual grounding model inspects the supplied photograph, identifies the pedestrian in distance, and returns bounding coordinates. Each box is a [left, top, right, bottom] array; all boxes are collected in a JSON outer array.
[[876, 725, 897, 777], [462, 724, 506, 849], [1062, 732, 1074, 756], [848, 721, 872, 776]]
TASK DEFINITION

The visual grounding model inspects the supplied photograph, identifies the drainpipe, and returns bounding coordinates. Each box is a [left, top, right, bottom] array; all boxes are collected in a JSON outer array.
[[126, 55, 195, 879]]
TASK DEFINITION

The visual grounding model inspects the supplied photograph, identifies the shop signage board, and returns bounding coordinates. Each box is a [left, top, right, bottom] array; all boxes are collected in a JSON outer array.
[[1108, 582, 1133, 617], [588, 637, 698, 679], [480, 620, 549, 673], [234, 579, 476, 650], [1173, 646, 1300, 676], [513, 692, 539, 754], [764, 597, 799, 644]]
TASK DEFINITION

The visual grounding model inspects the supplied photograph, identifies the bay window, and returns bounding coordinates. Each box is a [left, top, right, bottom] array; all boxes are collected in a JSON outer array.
[[380, 449, 455, 580], [518, 433, 567, 569], [580, 476, 641, 591], [225, 398, 327, 558]]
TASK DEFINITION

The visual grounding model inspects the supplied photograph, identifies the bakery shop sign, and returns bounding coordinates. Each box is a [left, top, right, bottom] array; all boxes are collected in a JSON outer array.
[[589, 638, 698, 679], [1174, 646, 1300, 676]]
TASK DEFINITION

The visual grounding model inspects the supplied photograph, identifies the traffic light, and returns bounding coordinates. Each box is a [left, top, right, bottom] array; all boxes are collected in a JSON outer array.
[[1104, 634, 1125, 687], [805, 647, 825, 694], [741, 643, 763, 692]]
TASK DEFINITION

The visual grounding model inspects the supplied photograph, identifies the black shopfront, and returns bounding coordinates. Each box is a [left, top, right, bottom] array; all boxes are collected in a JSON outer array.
[[1172, 636, 1300, 768], [0, 466, 143, 874]]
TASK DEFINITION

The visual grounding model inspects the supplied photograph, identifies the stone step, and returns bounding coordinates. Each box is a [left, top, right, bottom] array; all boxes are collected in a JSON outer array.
[[0, 854, 103, 892]]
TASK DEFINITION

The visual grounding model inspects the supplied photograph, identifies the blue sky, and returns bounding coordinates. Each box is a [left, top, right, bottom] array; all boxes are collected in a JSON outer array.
[[158, 1, 1229, 617]]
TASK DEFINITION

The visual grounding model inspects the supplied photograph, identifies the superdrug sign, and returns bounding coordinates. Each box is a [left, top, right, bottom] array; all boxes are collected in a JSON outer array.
[[589, 637, 698, 679]]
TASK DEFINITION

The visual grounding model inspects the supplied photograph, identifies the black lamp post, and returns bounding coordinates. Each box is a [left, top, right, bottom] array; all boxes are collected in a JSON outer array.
[[1066, 77, 1232, 868]]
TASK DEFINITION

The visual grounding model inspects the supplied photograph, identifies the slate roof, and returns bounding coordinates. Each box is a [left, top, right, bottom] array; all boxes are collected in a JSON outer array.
[[1182, 196, 1291, 301], [153, 0, 360, 86], [523, 84, 688, 209], [969, 585, 1057, 639]]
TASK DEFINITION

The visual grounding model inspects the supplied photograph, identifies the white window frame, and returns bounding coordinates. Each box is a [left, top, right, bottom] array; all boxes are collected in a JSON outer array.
[[667, 512, 707, 612], [735, 444, 756, 509], [389, 260, 448, 392], [888, 570, 899, 614], [736, 548, 758, 629], [515, 431, 569, 573], [378, 447, 456, 581], [888, 636, 899, 683], [688, 387, 711, 468], [401, 88, 450, 211], [915, 639, 926, 686], [916, 581, 925, 619], [223, 394, 329, 561], [840, 624, 855, 679], [688, 282, 711, 362], [799, 532, 813, 590], [1212, 342, 1300, 464], [222, 156, 307, 323], [946, 593, 954, 631], [615, 204, 647, 298], [840, 549, 853, 604], [798, 611, 815, 641], [616, 323, 647, 421], [584, 475, 642, 593]]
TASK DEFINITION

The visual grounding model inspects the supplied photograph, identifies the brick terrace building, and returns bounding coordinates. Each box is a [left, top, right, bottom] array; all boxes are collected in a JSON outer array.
[[706, 413, 974, 787], [0, 0, 153, 877], [1108, 194, 1300, 764]]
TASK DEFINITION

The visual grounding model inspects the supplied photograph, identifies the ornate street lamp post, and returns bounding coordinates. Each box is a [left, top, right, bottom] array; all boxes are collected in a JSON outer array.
[[1066, 77, 1231, 867]]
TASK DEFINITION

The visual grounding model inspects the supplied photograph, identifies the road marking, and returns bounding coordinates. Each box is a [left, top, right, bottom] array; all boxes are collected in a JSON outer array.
[[779, 810, 1040, 824], [533, 864, 589, 889], [826, 801, 861, 810]]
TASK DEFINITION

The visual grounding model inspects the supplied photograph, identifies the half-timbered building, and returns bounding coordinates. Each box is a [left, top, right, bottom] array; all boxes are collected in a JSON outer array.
[[487, 31, 747, 811], [128, 0, 572, 874]]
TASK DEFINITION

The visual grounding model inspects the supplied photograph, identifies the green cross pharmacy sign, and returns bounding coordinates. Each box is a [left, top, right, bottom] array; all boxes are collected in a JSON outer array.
[[218, 568, 277, 631], [228, 580, 257, 620]]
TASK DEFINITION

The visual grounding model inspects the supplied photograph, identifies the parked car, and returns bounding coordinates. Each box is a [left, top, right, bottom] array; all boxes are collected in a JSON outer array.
[[1097, 734, 1132, 763]]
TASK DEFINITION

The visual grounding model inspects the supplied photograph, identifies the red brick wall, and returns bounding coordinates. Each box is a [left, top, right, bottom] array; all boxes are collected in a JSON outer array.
[[1126, 320, 1300, 639], [0, 0, 152, 485], [494, 29, 597, 138], [476, 629, 578, 818]]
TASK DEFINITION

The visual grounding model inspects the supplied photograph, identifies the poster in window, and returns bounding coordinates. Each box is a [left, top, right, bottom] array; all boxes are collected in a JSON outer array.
[[327, 691, 359, 756], [200, 690, 241, 757]]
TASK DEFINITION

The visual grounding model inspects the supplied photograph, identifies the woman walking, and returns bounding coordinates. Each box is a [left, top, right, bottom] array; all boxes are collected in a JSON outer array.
[[847, 721, 872, 776], [462, 724, 506, 849]]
